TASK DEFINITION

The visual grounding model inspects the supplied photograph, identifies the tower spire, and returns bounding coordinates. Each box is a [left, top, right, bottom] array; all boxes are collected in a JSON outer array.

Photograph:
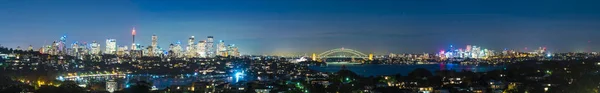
[[131, 27, 137, 50]]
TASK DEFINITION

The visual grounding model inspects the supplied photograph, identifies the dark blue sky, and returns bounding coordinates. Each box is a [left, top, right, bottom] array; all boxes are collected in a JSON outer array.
[[1, 0, 599, 55]]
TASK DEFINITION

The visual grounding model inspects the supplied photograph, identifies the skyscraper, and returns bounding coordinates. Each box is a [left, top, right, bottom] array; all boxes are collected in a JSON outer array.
[[227, 44, 240, 57], [71, 41, 83, 56], [217, 40, 226, 56], [168, 44, 175, 57], [51, 41, 58, 55], [117, 46, 128, 56], [206, 36, 214, 57], [168, 41, 183, 58], [58, 35, 67, 55], [131, 27, 137, 50], [90, 41, 101, 55], [149, 35, 158, 56], [197, 40, 207, 58], [187, 36, 196, 58], [105, 39, 117, 54]]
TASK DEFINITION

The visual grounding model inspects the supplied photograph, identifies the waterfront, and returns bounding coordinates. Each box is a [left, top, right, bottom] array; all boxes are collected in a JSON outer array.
[[309, 63, 506, 76]]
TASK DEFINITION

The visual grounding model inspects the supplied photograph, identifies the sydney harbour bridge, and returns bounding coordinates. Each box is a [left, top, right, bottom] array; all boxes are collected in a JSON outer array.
[[311, 48, 373, 63]]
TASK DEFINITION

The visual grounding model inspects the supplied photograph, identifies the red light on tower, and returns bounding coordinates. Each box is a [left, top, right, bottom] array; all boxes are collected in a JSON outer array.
[[132, 27, 136, 35]]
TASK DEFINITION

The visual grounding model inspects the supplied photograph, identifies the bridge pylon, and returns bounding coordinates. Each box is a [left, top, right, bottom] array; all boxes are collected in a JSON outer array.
[[369, 53, 373, 61]]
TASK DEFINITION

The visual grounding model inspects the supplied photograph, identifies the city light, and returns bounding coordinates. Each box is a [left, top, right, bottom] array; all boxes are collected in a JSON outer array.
[[235, 72, 244, 82], [0, 1, 597, 93]]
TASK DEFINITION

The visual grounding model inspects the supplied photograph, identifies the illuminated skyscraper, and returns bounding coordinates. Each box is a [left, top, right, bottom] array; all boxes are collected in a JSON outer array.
[[206, 36, 214, 57], [187, 36, 196, 58], [59, 35, 67, 55], [70, 42, 81, 56], [197, 40, 207, 58], [168, 44, 175, 57], [50, 41, 58, 55], [148, 35, 158, 56], [90, 41, 101, 55], [79, 42, 90, 56], [217, 40, 226, 56], [117, 46, 128, 56], [226, 44, 239, 57], [105, 39, 117, 54], [131, 27, 137, 50], [168, 41, 183, 58]]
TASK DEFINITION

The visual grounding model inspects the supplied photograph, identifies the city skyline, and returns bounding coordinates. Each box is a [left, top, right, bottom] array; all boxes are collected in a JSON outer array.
[[1, 0, 600, 55], [2, 1, 600, 93]]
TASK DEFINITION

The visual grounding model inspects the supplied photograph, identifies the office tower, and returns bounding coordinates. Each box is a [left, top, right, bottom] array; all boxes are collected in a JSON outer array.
[[105, 39, 117, 54], [131, 27, 136, 50], [197, 40, 207, 58], [106, 80, 117, 93], [187, 36, 196, 58], [232, 46, 239, 57], [149, 35, 158, 56], [71, 42, 79, 56], [174, 42, 182, 57], [90, 41, 101, 55], [168, 41, 183, 58], [168, 44, 175, 57], [59, 35, 67, 55], [227, 44, 239, 57], [217, 40, 226, 56], [80, 42, 90, 56], [472, 46, 481, 58], [206, 36, 214, 57], [225, 44, 232, 56], [50, 41, 58, 55], [117, 46, 128, 56]]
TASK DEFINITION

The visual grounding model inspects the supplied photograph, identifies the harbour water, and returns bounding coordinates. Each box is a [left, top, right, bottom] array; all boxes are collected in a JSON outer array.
[[308, 63, 506, 76]]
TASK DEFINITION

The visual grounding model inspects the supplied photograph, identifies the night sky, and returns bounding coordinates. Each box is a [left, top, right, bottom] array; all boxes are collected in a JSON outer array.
[[1, 0, 599, 55]]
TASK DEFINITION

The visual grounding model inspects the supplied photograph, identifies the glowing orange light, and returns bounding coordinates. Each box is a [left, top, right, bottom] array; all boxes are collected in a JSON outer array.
[[132, 27, 136, 35]]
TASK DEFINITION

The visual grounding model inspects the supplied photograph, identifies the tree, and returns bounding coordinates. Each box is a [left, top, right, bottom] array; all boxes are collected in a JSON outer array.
[[408, 68, 432, 80], [57, 81, 85, 93], [125, 81, 152, 93]]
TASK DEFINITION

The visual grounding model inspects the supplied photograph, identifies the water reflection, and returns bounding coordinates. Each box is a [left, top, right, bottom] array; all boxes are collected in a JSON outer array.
[[309, 63, 505, 76]]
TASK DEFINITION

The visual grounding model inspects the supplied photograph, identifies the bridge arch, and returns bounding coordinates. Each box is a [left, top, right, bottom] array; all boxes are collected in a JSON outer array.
[[318, 48, 368, 58]]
